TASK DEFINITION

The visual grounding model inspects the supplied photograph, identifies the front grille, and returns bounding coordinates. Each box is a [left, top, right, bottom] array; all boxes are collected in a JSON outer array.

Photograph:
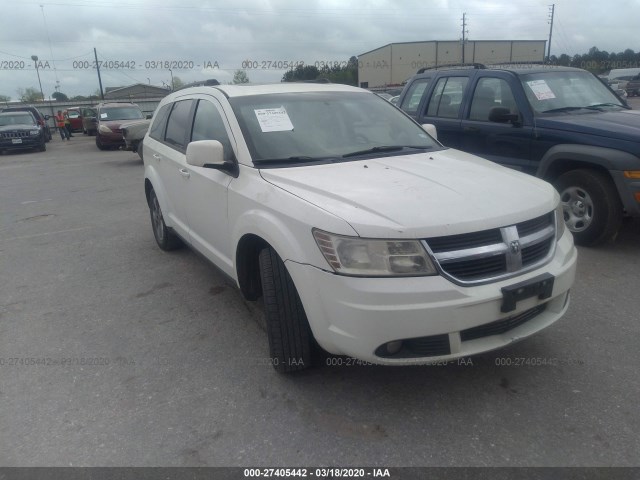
[[522, 238, 553, 266], [1, 131, 30, 139], [460, 304, 547, 342], [423, 212, 556, 285]]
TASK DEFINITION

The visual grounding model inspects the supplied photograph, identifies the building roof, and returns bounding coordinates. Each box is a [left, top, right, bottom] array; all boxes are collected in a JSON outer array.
[[104, 84, 170, 99]]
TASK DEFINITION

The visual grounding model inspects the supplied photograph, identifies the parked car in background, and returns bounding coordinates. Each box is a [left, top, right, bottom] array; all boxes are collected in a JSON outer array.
[[143, 82, 576, 373], [0, 111, 46, 153], [66, 107, 95, 132], [0, 106, 52, 142], [121, 118, 151, 159], [625, 75, 640, 96], [93, 102, 145, 150], [397, 64, 640, 246], [81, 107, 98, 136]]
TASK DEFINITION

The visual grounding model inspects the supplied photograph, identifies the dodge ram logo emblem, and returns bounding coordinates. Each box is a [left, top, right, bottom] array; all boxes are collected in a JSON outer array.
[[510, 240, 521, 254]]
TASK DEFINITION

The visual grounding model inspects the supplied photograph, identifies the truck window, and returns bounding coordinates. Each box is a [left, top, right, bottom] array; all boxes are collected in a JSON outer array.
[[426, 77, 468, 119]]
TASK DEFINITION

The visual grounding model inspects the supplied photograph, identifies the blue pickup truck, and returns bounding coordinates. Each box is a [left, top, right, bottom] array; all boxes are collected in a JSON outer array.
[[397, 64, 640, 246]]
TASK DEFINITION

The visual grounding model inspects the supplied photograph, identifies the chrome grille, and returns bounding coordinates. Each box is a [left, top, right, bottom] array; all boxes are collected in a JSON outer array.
[[1, 131, 30, 139], [423, 212, 556, 285]]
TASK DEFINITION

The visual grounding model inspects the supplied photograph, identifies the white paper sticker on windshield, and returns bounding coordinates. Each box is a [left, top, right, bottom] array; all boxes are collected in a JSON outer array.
[[526, 80, 556, 100], [254, 107, 294, 132], [100, 113, 108, 119]]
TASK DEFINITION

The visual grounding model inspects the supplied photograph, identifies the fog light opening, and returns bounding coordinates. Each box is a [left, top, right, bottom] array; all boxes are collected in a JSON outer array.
[[385, 340, 403, 355]]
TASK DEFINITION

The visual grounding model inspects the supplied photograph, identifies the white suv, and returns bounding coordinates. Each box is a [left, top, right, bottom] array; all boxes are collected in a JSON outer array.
[[143, 82, 577, 372]]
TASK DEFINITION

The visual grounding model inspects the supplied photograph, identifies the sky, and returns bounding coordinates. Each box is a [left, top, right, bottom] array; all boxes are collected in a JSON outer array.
[[1, 0, 639, 99]]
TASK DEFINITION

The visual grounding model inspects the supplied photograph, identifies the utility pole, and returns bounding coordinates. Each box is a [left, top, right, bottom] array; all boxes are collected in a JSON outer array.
[[31, 55, 45, 102], [547, 4, 555, 62], [94, 48, 104, 100], [461, 13, 468, 64]]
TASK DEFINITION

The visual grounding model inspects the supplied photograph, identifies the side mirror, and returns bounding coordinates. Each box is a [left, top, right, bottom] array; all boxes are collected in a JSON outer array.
[[421, 123, 438, 140], [146, 114, 152, 119], [44, 115, 50, 120], [489, 106, 519, 124], [186, 140, 238, 176]]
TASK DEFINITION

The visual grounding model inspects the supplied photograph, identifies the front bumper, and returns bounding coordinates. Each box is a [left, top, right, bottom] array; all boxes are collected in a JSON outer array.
[[0, 136, 44, 151], [97, 131, 125, 146], [286, 231, 577, 365]]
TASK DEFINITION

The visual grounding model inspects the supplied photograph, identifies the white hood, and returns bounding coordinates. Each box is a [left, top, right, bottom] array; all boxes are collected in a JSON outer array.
[[260, 149, 558, 239]]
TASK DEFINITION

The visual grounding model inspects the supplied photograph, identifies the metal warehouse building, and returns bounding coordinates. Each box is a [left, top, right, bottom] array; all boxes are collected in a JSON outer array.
[[358, 40, 547, 88]]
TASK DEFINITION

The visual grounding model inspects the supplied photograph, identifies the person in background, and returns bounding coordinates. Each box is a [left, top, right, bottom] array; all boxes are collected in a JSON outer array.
[[56, 110, 70, 140], [63, 110, 74, 138]]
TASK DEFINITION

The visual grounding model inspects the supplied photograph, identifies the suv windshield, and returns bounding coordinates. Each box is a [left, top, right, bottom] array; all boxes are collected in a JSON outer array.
[[230, 91, 439, 165], [100, 107, 144, 121], [0, 113, 35, 126], [521, 71, 625, 114]]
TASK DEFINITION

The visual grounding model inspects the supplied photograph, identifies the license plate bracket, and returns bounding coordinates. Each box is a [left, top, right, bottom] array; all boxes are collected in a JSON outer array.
[[501, 273, 554, 313]]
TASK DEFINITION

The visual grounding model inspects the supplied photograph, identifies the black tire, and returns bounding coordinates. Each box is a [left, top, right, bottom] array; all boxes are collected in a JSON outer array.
[[95, 136, 108, 151], [555, 169, 622, 246], [259, 247, 313, 373], [148, 189, 182, 251]]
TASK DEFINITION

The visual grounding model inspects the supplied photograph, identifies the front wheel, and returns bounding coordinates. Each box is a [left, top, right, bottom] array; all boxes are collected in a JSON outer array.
[[555, 169, 622, 246], [259, 247, 314, 373], [95, 136, 109, 150]]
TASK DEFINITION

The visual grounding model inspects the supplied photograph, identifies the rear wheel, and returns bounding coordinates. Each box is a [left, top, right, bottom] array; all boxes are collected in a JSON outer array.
[[555, 169, 622, 246], [259, 247, 314, 373], [148, 189, 182, 251]]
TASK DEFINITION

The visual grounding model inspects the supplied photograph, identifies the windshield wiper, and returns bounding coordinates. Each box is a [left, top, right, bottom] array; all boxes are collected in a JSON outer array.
[[342, 145, 429, 158], [585, 103, 629, 110], [541, 106, 590, 113], [253, 156, 329, 166]]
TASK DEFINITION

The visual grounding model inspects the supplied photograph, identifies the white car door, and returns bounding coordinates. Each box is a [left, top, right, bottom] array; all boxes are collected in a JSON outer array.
[[182, 96, 236, 277], [147, 99, 196, 240]]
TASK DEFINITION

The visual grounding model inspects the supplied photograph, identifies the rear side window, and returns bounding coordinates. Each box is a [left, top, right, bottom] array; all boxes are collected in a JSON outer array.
[[149, 104, 172, 141], [426, 77, 469, 118], [164, 100, 194, 149], [191, 100, 235, 163], [400, 79, 430, 115]]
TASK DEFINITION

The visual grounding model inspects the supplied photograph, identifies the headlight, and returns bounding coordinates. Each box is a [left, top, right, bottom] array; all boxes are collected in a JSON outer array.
[[98, 124, 113, 134], [29, 130, 40, 136], [313, 229, 437, 277], [555, 202, 566, 240]]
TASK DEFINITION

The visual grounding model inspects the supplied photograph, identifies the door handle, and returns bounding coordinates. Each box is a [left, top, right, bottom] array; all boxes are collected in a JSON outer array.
[[152, 153, 161, 160], [463, 126, 479, 132], [179, 168, 190, 178]]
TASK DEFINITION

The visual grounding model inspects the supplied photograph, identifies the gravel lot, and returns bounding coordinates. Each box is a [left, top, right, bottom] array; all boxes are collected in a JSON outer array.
[[0, 131, 639, 467]]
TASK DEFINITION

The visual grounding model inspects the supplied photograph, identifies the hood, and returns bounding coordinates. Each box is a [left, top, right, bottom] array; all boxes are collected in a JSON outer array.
[[259, 150, 558, 239], [536, 109, 640, 142], [0, 123, 37, 132]]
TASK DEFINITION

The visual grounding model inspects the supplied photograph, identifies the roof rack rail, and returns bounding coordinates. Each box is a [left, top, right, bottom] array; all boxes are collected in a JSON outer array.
[[178, 79, 220, 89], [289, 78, 331, 83], [417, 63, 486, 74]]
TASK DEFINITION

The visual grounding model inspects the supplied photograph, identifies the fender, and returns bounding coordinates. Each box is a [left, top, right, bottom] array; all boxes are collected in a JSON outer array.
[[537, 144, 640, 178]]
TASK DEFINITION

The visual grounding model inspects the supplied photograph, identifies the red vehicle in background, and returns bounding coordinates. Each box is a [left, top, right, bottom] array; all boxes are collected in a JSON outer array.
[[66, 107, 95, 133]]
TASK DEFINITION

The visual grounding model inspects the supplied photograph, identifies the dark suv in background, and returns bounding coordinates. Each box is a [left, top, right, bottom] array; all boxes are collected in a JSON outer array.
[[0, 106, 53, 142], [0, 111, 47, 153], [92, 102, 145, 150], [397, 64, 640, 246]]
